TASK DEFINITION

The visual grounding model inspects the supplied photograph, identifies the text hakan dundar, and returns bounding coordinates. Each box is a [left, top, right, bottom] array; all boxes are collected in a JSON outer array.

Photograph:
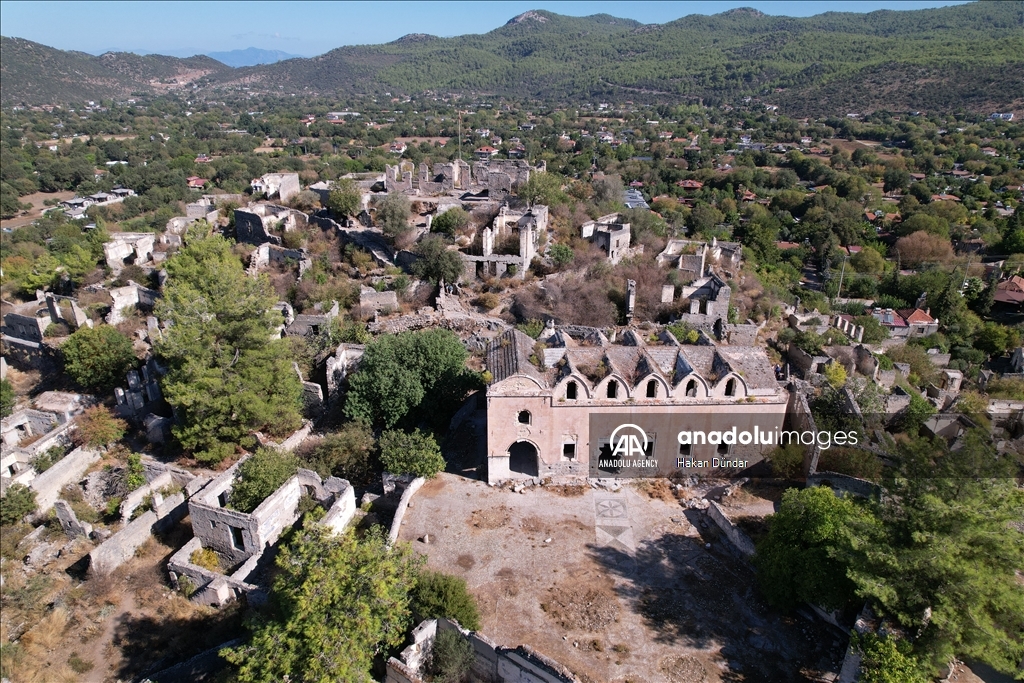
[[609, 423, 859, 457]]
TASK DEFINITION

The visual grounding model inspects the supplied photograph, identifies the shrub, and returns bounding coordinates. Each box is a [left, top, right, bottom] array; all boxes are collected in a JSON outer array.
[[76, 406, 127, 448], [230, 448, 299, 514], [431, 207, 470, 236], [190, 547, 221, 572], [305, 422, 378, 486], [0, 378, 14, 418], [61, 325, 137, 390], [667, 321, 699, 344], [474, 293, 500, 310], [379, 429, 445, 478], [1, 484, 37, 525], [413, 569, 481, 630], [769, 443, 805, 479], [428, 629, 474, 683], [67, 653, 94, 674], [515, 319, 545, 339], [549, 243, 575, 267], [853, 633, 927, 683], [822, 363, 847, 388], [31, 445, 66, 473], [125, 453, 146, 491]]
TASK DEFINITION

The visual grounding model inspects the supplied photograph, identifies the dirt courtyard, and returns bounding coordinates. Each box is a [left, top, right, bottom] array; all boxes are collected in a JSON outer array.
[[399, 474, 847, 683]]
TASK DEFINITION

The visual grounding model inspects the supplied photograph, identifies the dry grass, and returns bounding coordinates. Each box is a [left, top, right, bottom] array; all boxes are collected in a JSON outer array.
[[631, 478, 681, 503]]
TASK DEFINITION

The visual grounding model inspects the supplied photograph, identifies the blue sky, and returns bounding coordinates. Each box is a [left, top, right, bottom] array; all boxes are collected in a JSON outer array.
[[0, 1, 971, 58]]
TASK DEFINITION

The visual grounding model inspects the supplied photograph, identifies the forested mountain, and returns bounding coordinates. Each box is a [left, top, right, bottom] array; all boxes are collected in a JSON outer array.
[[0, 37, 229, 105], [3, 2, 1022, 113]]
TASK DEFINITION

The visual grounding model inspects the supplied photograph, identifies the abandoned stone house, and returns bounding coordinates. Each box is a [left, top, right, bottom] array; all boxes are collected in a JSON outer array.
[[250, 172, 300, 203], [102, 232, 156, 270], [2, 293, 90, 342], [580, 213, 633, 265], [482, 326, 787, 483], [1, 391, 93, 493], [385, 159, 544, 199], [459, 204, 545, 281], [234, 203, 305, 245], [169, 457, 355, 605], [657, 237, 743, 282]]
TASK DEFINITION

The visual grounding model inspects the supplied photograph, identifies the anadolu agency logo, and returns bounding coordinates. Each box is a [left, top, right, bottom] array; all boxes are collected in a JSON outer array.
[[610, 423, 649, 458], [600, 423, 656, 468]]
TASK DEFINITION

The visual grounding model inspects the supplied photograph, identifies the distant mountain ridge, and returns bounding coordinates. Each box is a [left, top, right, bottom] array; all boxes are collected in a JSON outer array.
[[3, 3, 1023, 113], [204, 48, 302, 68], [0, 36, 230, 104]]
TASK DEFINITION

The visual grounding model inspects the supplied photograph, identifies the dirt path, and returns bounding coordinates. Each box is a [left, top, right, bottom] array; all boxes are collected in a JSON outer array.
[[82, 591, 138, 683]]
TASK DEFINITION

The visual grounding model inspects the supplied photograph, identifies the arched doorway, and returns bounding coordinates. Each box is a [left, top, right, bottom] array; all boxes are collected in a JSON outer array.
[[508, 441, 539, 477]]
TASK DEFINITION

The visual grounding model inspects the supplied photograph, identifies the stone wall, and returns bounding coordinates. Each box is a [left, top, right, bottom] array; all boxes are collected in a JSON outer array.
[[88, 492, 187, 575], [388, 477, 426, 542], [786, 386, 821, 476], [167, 537, 260, 607], [29, 446, 101, 514], [387, 618, 580, 683], [707, 501, 756, 557], [807, 472, 880, 499]]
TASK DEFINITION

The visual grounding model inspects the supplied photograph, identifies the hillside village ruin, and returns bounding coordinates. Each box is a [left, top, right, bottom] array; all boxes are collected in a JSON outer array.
[[2, 89, 1023, 683]]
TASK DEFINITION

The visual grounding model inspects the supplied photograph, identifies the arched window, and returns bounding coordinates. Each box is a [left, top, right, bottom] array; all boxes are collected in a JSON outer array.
[[725, 378, 736, 397], [607, 380, 618, 399], [566, 381, 578, 400], [685, 379, 697, 397], [646, 379, 657, 398], [517, 410, 531, 425]]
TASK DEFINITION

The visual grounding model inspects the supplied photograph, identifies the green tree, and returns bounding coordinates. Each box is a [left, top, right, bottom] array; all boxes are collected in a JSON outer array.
[[0, 379, 14, 418], [850, 434, 1024, 675], [549, 243, 574, 268], [850, 246, 885, 274], [76, 405, 127, 449], [519, 171, 565, 206], [412, 235, 464, 284], [897, 392, 935, 433], [690, 203, 724, 234], [156, 235, 302, 464], [230, 447, 300, 514], [854, 634, 927, 683], [379, 429, 445, 478], [412, 569, 481, 630], [61, 325, 137, 391], [345, 329, 479, 429], [0, 484, 36, 525], [327, 178, 361, 219], [754, 486, 877, 611], [883, 168, 911, 194], [428, 629, 475, 683], [431, 207, 470, 236], [222, 526, 421, 683], [376, 194, 411, 239]]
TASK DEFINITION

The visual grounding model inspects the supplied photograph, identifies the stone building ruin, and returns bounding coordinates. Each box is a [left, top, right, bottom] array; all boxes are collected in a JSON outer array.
[[580, 213, 633, 265], [482, 326, 787, 483], [234, 204, 305, 246], [385, 159, 545, 200], [459, 204, 546, 281], [250, 172, 300, 203], [168, 457, 355, 606], [102, 232, 156, 271]]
